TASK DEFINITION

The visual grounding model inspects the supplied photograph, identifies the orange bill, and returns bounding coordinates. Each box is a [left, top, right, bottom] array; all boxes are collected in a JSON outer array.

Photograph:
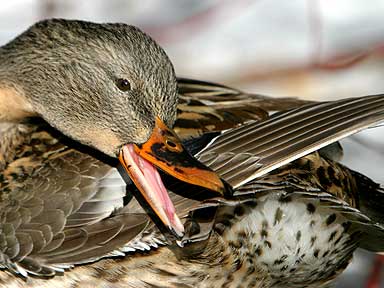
[[119, 117, 224, 238], [135, 117, 224, 194]]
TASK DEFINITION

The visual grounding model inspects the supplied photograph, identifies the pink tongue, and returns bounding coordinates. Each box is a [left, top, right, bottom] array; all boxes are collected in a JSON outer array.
[[123, 145, 184, 236], [136, 152, 175, 217]]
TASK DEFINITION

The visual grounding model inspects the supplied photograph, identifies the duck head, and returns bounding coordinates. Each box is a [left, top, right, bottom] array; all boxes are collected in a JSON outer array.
[[0, 19, 224, 238]]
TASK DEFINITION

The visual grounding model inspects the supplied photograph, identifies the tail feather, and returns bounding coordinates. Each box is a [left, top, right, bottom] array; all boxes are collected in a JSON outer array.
[[348, 169, 384, 252], [351, 170, 384, 225]]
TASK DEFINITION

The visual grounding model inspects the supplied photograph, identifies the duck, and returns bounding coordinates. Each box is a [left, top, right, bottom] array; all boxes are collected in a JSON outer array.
[[1, 18, 384, 288], [2, 79, 384, 288]]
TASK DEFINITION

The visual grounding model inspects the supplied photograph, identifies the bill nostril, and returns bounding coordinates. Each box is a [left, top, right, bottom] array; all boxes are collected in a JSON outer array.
[[166, 139, 177, 148]]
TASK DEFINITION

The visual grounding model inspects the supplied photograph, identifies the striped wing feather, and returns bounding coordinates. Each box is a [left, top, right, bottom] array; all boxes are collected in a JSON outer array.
[[197, 94, 384, 188]]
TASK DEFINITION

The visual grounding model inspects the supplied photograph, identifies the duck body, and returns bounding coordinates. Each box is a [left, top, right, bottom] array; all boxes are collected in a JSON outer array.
[[0, 140, 373, 288], [1, 81, 384, 288]]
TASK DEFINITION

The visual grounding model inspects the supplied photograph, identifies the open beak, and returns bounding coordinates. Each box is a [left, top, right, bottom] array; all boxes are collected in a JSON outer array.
[[119, 117, 224, 238]]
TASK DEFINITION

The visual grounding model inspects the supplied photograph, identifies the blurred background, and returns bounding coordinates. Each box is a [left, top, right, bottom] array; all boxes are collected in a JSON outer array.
[[0, 0, 383, 286]]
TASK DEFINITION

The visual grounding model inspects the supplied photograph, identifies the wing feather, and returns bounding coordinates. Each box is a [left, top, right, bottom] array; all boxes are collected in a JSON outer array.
[[197, 95, 384, 187]]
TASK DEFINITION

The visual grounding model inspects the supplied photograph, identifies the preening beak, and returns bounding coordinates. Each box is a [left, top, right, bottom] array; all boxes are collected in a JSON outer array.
[[135, 117, 224, 194], [119, 117, 224, 238]]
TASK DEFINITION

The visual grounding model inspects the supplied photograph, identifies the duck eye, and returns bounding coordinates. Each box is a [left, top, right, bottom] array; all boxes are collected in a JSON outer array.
[[116, 78, 131, 91]]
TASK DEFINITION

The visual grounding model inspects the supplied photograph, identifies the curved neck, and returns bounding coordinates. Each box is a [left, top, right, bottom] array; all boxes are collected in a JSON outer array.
[[0, 85, 35, 122], [0, 50, 36, 122]]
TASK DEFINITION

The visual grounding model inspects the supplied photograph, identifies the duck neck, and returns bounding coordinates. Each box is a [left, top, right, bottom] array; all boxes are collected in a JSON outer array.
[[0, 86, 35, 122], [0, 51, 36, 123]]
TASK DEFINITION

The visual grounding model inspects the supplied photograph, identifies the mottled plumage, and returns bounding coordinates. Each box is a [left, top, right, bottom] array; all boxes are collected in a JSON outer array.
[[1, 78, 384, 287]]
